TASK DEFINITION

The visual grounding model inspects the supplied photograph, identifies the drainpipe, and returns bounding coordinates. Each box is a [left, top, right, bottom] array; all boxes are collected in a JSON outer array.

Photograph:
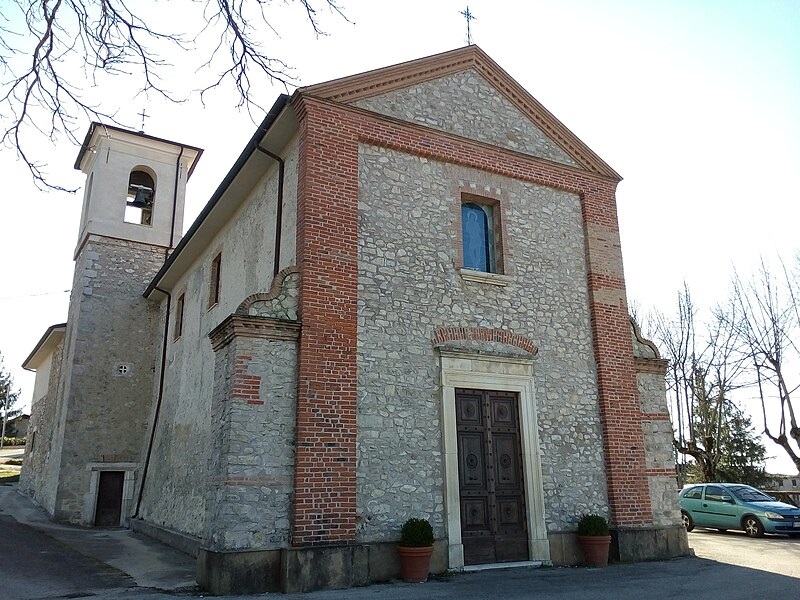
[[256, 145, 284, 277]]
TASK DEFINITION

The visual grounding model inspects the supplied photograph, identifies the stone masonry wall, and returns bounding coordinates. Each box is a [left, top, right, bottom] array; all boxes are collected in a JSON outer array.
[[19, 339, 65, 514], [638, 369, 682, 527], [53, 236, 165, 523], [633, 324, 682, 528], [138, 140, 299, 538], [353, 69, 578, 167], [355, 145, 607, 539], [204, 327, 298, 551]]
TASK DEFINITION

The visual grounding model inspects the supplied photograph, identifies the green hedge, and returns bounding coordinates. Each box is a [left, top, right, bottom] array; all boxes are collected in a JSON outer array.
[[1, 437, 26, 447]]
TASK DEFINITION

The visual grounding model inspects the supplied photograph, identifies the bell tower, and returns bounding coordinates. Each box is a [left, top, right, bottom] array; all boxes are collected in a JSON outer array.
[[74, 123, 202, 256], [48, 123, 202, 525]]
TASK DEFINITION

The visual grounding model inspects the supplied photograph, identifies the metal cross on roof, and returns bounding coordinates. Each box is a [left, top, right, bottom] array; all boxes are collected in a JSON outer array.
[[460, 6, 476, 45]]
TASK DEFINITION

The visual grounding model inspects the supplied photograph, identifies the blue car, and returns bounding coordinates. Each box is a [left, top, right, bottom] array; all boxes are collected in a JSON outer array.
[[679, 483, 800, 537]]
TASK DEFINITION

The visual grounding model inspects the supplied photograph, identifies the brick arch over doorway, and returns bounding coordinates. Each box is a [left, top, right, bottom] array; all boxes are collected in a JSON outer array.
[[432, 327, 539, 356]]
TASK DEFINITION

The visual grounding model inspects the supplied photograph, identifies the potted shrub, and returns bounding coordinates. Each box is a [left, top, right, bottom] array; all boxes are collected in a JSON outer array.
[[577, 513, 611, 567], [397, 517, 435, 582]]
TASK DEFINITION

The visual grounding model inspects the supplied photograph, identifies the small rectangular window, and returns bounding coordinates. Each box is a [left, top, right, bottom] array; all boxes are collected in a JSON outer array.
[[209, 253, 221, 308], [460, 194, 505, 276], [462, 201, 495, 272], [174, 293, 185, 340]]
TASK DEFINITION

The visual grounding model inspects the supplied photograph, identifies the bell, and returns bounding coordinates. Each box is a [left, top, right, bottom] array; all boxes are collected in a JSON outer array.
[[128, 185, 153, 208]]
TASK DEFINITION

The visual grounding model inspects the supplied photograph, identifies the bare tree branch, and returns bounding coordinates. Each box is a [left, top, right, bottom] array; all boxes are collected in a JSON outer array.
[[0, 0, 349, 191], [654, 283, 751, 483], [728, 259, 800, 474]]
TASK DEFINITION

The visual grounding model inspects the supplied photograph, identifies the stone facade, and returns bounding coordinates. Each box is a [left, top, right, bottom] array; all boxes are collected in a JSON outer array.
[[19, 335, 65, 514], [136, 141, 299, 538], [355, 144, 607, 540], [205, 319, 299, 551], [353, 69, 578, 167], [21, 47, 688, 595], [52, 236, 164, 524]]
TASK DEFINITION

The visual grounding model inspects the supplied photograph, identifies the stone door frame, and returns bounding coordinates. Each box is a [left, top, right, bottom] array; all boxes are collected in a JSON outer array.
[[84, 462, 137, 527], [439, 350, 549, 568]]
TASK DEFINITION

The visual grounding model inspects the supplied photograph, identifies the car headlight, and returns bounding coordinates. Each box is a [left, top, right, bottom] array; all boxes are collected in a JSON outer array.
[[764, 511, 783, 519]]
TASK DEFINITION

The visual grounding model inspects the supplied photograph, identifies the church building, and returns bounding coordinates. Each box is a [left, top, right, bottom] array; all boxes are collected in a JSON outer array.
[[20, 46, 687, 594]]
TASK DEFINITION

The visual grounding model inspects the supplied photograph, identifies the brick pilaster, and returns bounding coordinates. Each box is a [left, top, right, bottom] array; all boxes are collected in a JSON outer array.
[[582, 187, 652, 526], [293, 101, 360, 545]]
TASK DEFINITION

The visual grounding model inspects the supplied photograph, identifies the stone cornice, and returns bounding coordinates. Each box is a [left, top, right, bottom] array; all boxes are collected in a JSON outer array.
[[292, 94, 619, 189], [209, 314, 301, 351], [634, 357, 668, 375]]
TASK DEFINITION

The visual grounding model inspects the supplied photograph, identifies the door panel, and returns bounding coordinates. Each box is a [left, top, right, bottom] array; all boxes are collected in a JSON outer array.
[[94, 471, 124, 527], [457, 389, 528, 565]]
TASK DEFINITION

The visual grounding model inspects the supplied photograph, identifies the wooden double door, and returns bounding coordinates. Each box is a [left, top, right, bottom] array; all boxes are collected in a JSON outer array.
[[456, 389, 528, 565]]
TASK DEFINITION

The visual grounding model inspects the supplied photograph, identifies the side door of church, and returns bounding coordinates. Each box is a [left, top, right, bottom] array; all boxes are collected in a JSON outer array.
[[94, 471, 124, 527], [456, 389, 528, 565]]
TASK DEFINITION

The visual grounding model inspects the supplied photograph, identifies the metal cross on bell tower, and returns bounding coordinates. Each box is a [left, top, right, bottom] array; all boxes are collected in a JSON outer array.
[[138, 108, 149, 133], [460, 6, 476, 45]]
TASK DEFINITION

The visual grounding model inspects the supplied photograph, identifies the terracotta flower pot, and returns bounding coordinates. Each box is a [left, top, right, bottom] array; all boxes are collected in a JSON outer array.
[[397, 544, 434, 582], [578, 535, 611, 567]]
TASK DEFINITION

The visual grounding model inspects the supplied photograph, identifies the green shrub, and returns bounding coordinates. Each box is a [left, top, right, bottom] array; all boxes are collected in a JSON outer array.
[[577, 513, 610, 536], [400, 517, 434, 547], [1, 437, 26, 447]]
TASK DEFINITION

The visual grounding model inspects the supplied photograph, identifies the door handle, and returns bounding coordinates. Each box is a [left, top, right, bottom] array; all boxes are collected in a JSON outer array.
[[702, 503, 708, 507]]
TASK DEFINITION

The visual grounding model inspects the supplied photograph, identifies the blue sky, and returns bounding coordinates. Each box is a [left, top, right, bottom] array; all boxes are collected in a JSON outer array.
[[1, 0, 798, 471]]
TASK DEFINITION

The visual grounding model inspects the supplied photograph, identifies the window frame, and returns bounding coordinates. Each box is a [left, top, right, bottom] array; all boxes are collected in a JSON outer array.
[[456, 191, 511, 285], [461, 201, 495, 273], [208, 253, 222, 309], [174, 293, 185, 340]]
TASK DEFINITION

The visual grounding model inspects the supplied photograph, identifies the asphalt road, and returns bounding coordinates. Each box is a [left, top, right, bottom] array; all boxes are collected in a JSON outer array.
[[0, 512, 135, 599], [2, 474, 799, 600]]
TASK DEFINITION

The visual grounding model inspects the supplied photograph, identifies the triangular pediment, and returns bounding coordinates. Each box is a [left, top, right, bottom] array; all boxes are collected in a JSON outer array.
[[298, 46, 620, 179]]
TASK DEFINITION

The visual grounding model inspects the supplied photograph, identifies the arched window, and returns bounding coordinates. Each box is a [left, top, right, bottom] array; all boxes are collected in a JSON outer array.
[[124, 170, 155, 225], [461, 202, 495, 272]]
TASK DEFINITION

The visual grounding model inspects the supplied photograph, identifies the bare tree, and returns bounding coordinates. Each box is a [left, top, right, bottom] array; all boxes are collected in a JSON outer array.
[[654, 284, 748, 483], [0, 0, 347, 191], [730, 259, 800, 474]]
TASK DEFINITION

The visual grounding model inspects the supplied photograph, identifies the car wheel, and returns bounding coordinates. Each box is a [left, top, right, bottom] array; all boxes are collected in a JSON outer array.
[[681, 511, 694, 532], [743, 516, 764, 538]]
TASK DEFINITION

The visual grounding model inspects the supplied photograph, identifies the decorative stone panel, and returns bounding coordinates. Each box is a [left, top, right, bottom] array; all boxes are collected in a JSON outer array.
[[237, 266, 300, 320]]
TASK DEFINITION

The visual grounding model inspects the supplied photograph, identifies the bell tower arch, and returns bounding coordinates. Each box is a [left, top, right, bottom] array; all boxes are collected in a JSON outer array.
[[48, 124, 202, 525]]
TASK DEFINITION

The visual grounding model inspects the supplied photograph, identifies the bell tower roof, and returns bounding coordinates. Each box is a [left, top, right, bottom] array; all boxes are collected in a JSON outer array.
[[74, 122, 203, 175]]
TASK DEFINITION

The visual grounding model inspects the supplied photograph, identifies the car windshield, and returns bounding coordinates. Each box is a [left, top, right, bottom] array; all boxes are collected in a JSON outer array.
[[729, 486, 773, 502]]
